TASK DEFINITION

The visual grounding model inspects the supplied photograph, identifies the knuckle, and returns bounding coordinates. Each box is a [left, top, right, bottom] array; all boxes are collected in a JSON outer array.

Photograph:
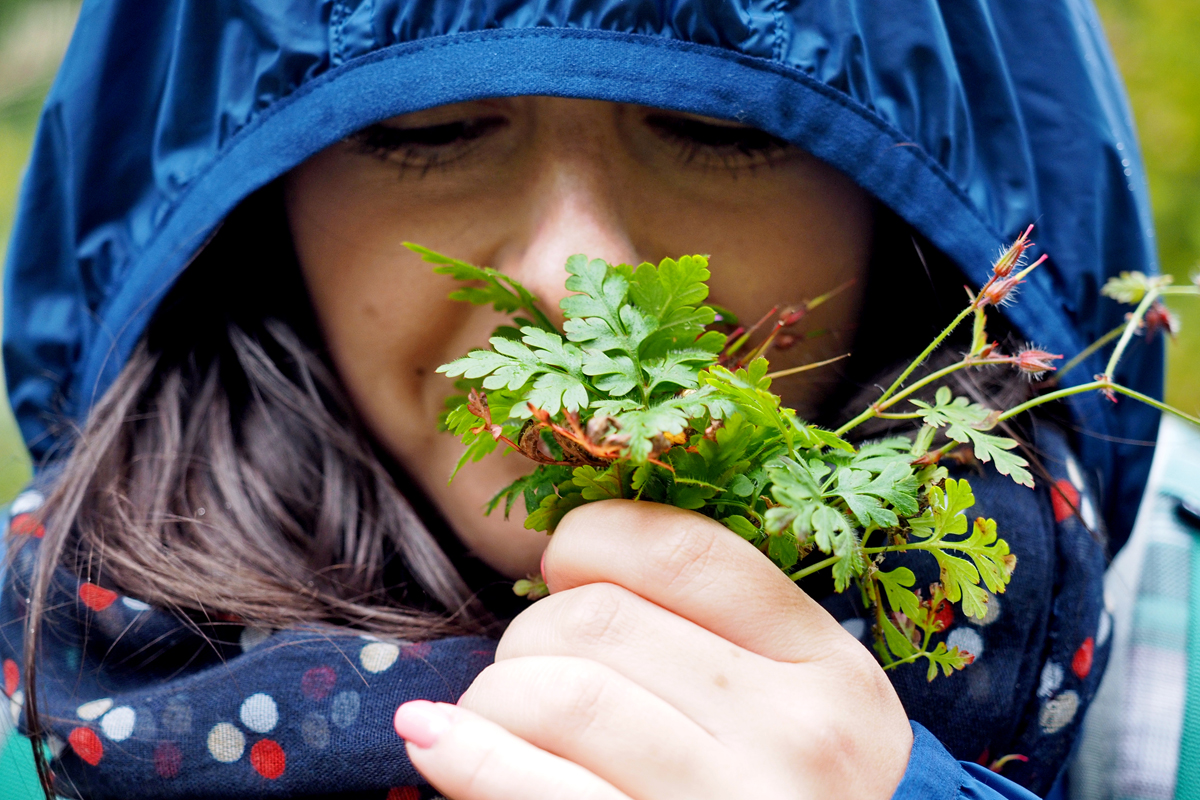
[[537, 660, 613, 739], [646, 519, 721, 592], [555, 583, 630, 648]]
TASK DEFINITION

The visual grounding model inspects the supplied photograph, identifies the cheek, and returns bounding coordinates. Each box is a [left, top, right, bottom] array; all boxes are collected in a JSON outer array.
[[282, 159, 474, 449]]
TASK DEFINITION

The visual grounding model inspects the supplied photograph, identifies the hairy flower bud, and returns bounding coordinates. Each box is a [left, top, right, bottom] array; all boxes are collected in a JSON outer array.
[[992, 224, 1036, 278], [1012, 347, 1062, 380], [1143, 301, 1179, 341]]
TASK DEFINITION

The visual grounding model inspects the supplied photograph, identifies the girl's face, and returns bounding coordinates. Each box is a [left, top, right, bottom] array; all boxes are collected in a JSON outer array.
[[284, 97, 872, 579]]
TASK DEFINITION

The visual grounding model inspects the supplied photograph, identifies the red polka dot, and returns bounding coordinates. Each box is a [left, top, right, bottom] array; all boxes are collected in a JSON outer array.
[[3, 658, 18, 697], [250, 739, 286, 779], [154, 742, 182, 778], [933, 600, 954, 632], [79, 583, 118, 612], [1073, 637, 1095, 679], [387, 788, 420, 800], [301, 665, 337, 700], [10, 514, 44, 538], [400, 642, 432, 660], [68, 727, 103, 766], [1051, 479, 1080, 523]]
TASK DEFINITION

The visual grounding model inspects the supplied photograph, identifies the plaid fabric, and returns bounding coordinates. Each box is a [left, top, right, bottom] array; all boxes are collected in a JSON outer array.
[[1070, 418, 1200, 800]]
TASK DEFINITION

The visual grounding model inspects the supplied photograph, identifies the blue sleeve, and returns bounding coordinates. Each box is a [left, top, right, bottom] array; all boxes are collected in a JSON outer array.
[[893, 723, 1043, 800]]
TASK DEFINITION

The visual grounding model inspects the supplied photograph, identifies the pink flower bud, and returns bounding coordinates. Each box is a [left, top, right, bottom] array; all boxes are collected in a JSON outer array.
[[1012, 347, 1062, 380], [992, 224, 1036, 278], [1144, 301, 1179, 341]]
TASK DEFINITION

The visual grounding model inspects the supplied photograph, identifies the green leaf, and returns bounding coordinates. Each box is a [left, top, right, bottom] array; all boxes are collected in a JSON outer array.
[[924, 642, 975, 682], [572, 465, 627, 501], [875, 568, 923, 621], [963, 430, 1034, 488], [407, 243, 555, 331], [722, 515, 760, 540], [908, 478, 974, 540], [909, 389, 1033, 487], [954, 516, 1016, 596], [1101, 270, 1155, 304], [728, 473, 755, 497], [561, 254, 630, 324], [768, 529, 801, 569]]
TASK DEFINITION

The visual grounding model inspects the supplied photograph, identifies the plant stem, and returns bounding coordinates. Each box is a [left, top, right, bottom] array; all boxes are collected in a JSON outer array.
[[789, 555, 840, 582], [995, 379, 1200, 426], [835, 305, 974, 437], [1161, 286, 1200, 296], [877, 357, 1012, 412], [1055, 323, 1124, 381], [766, 353, 850, 380], [1104, 288, 1159, 379]]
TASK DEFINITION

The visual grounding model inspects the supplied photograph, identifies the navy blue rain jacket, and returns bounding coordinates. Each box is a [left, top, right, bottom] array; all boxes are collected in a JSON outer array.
[[0, 1, 1161, 799]]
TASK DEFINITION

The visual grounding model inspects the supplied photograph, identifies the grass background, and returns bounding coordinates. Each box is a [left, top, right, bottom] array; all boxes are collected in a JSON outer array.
[[0, 0, 1195, 503]]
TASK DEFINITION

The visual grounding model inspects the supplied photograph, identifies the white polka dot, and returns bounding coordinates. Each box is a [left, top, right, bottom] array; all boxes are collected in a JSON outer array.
[[948, 628, 984, 658], [301, 712, 330, 750], [9, 690, 23, 725], [1065, 458, 1085, 490], [1039, 690, 1080, 734], [239, 626, 272, 652], [360, 642, 400, 673], [100, 706, 136, 741], [840, 619, 867, 640], [971, 592, 1002, 626], [11, 491, 44, 515], [239, 693, 278, 733], [1080, 495, 1098, 531], [161, 698, 192, 734], [330, 691, 361, 728], [207, 722, 245, 763], [1038, 662, 1064, 699], [1097, 610, 1112, 648], [121, 597, 150, 612], [77, 698, 113, 721], [45, 734, 64, 759]]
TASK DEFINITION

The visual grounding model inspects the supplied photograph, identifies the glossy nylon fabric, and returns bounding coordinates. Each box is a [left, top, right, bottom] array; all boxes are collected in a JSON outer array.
[[2, 0, 1164, 549]]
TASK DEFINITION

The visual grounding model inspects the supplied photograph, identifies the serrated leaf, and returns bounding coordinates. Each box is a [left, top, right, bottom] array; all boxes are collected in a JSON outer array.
[[875, 568, 922, 621], [572, 465, 626, 501], [924, 642, 975, 682], [908, 478, 974, 540], [561, 255, 629, 325], [1101, 271, 1154, 304], [407, 243, 555, 331]]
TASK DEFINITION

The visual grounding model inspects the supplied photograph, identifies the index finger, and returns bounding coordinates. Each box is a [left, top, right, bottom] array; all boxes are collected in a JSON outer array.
[[544, 499, 851, 663]]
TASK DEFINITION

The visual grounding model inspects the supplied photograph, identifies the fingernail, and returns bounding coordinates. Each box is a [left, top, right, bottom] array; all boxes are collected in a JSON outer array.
[[393, 700, 452, 748], [540, 548, 548, 580]]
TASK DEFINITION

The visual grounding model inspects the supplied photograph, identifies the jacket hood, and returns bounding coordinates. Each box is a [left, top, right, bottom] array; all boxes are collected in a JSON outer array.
[[3, 0, 1162, 546]]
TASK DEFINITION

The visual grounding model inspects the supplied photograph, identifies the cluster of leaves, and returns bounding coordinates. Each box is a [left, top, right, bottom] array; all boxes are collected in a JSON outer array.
[[417, 242, 1029, 681]]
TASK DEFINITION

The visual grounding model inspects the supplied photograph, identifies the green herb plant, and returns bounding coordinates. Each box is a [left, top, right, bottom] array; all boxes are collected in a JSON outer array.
[[416, 228, 1199, 682]]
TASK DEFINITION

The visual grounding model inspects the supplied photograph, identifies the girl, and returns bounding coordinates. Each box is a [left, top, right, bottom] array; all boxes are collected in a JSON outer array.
[[0, 1, 1162, 799]]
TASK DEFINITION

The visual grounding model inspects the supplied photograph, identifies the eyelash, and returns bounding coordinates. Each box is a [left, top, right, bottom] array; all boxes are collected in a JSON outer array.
[[349, 114, 792, 174], [350, 117, 508, 174], [642, 114, 792, 170]]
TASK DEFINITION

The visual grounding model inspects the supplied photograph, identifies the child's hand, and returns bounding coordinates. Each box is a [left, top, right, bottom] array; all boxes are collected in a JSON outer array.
[[394, 500, 913, 800]]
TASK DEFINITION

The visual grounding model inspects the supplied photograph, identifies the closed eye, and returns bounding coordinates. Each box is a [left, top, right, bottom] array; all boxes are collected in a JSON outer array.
[[349, 116, 509, 172], [644, 113, 793, 169]]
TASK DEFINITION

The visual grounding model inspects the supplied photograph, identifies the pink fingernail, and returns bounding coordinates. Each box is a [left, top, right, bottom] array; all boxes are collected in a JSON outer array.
[[393, 700, 453, 748], [540, 548, 548, 581]]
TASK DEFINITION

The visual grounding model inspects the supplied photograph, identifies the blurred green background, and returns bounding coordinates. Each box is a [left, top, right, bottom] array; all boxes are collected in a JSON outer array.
[[0, 0, 1195, 503]]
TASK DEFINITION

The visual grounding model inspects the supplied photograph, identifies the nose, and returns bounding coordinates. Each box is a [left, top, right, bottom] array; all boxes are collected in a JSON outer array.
[[492, 160, 639, 329]]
